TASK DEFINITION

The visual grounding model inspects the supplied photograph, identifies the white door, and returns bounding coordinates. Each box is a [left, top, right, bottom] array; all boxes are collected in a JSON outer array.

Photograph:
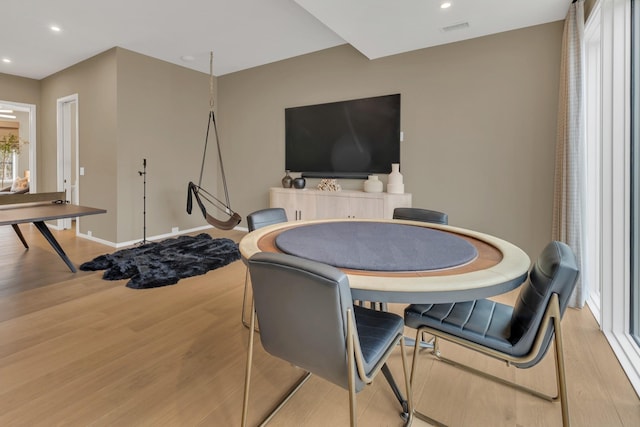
[[57, 94, 78, 230]]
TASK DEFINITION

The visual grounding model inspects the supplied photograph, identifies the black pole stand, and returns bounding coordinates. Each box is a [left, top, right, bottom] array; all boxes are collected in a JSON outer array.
[[138, 158, 147, 244]]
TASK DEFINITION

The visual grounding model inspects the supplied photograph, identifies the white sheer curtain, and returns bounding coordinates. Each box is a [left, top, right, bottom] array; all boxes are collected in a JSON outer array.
[[552, 0, 586, 308]]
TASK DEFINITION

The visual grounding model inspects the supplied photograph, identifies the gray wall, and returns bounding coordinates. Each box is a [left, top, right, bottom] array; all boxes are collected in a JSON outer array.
[[0, 73, 40, 105], [38, 48, 212, 243], [40, 49, 119, 240], [115, 48, 212, 242], [219, 21, 563, 258], [0, 21, 564, 258]]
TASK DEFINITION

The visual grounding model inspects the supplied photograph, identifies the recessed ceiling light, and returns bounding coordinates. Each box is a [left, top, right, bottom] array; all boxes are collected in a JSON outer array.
[[441, 2, 452, 9], [2, 58, 11, 63], [50, 25, 61, 32], [181, 55, 195, 62]]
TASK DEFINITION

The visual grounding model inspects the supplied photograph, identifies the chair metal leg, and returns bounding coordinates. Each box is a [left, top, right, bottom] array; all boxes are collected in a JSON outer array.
[[410, 329, 420, 387], [242, 299, 312, 426], [426, 331, 569, 425], [241, 301, 256, 427], [430, 328, 558, 401], [409, 329, 447, 427], [433, 352, 557, 402], [552, 313, 570, 427], [258, 372, 312, 426], [422, 331, 435, 347], [414, 299, 570, 426], [241, 268, 259, 331], [413, 410, 447, 427], [346, 309, 359, 426], [427, 308, 567, 405], [241, 268, 251, 328]]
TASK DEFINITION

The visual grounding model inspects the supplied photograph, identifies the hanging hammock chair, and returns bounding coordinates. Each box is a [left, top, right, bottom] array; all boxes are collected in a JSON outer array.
[[187, 52, 242, 230]]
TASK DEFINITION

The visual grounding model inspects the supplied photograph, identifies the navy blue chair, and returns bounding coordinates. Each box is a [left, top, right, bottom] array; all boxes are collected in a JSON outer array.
[[404, 241, 579, 427], [393, 207, 448, 225], [241, 208, 288, 328], [241, 252, 413, 427]]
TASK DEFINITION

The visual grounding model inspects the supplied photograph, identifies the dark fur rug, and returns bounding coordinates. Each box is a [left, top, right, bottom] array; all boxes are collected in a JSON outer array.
[[80, 233, 240, 289]]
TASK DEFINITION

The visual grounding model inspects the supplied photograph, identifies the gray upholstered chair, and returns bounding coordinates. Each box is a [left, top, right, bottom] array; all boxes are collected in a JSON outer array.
[[393, 207, 448, 225], [241, 252, 413, 427], [404, 241, 579, 427], [241, 208, 288, 328]]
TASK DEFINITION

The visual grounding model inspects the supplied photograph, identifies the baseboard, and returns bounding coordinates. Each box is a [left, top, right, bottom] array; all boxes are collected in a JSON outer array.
[[76, 223, 247, 248], [76, 232, 117, 248]]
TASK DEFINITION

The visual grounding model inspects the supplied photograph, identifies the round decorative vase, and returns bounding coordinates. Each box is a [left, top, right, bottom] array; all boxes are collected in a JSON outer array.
[[387, 163, 404, 194], [281, 170, 293, 188], [292, 177, 306, 189], [363, 175, 383, 193]]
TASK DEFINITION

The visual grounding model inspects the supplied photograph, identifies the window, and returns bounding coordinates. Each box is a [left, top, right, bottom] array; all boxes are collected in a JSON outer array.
[[585, 6, 603, 319], [0, 154, 14, 185], [588, 0, 640, 395], [631, 0, 640, 345]]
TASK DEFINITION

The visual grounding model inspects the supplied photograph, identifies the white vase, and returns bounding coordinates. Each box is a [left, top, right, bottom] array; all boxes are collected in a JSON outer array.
[[387, 163, 404, 194], [363, 175, 383, 193]]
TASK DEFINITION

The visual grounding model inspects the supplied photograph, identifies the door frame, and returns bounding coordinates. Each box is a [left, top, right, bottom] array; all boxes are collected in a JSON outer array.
[[56, 94, 79, 230]]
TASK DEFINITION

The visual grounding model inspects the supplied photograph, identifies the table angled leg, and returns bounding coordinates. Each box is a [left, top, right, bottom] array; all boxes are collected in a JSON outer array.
[[403, 335, 435, 349], [32, 221, 77, 273], [381, 363, 410, 419], [11, 224, 29, 249]]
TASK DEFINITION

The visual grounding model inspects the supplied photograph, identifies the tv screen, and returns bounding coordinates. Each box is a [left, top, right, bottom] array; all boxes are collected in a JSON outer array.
[[285, 94, 400, 178]]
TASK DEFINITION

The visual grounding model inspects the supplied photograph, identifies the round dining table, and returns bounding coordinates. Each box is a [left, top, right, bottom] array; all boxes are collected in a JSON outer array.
[[239, 218, 531, 304]]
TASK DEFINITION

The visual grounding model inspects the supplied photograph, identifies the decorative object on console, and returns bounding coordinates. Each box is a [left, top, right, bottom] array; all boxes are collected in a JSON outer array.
[[317, 178, 341, 191], [292, 177, 306, 189], [387, 163, 404, 194], [281, 170, 293, 188], [363, 175, 383, 193]]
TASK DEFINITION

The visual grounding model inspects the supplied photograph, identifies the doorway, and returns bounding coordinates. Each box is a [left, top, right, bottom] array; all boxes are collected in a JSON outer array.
[[0, 99, 37, 192], [56, 94, 79, 230]]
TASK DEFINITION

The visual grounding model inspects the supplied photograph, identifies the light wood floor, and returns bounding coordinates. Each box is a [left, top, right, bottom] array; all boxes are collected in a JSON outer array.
[[0, 224, 639, 426]]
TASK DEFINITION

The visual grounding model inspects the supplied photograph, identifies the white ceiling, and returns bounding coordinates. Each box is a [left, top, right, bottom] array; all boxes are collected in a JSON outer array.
[[1, 0, 571, 81]]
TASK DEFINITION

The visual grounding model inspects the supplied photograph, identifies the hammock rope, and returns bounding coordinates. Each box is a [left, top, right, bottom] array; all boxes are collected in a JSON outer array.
[[187, 52, 241, 230]]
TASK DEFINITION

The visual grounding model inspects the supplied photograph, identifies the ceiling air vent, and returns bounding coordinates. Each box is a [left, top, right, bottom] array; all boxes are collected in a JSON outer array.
[[440, 22, 470, 33]]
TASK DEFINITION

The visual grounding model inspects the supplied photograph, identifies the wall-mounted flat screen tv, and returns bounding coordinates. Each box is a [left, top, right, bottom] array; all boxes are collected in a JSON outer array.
[[285, 94, 400, 179]]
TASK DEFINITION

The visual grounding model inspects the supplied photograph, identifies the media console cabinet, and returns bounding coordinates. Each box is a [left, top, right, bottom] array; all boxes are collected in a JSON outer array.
[[269, 187, 411, 220]]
